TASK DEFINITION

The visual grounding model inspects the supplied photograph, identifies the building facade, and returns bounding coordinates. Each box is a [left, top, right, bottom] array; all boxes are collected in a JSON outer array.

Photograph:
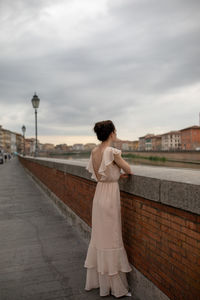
[[0, 126, 21, 154], [123, 141, 136, 151], [138, 136, 146, 151], [138, 134, 154, 151], [25, 138, 36, 155], [0, 125, 3, 151], [112, 140, 135, 151], [10, 132, 17, 153], [84, 143, 96, 151], [145, 134, 155, 151], [16, 133, 24, 154], [112, 140, 123, 150], [2, 129, 11, 153], [55, 144, 69, 152], [132, 141, 139, 151], [152, 135, 162, 151], [180, 125, 200, 150], [41, 143, 54, 152], [72, 144, 84, 151], [161, 131, 181, 151]]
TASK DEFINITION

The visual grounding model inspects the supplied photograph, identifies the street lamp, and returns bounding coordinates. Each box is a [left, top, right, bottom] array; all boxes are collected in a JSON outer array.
[[22, 125, 26, 156], [31, 93, 40, 157]]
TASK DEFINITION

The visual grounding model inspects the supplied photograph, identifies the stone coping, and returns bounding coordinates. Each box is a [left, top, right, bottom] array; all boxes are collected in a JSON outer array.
[[21, 156, 200, 215]]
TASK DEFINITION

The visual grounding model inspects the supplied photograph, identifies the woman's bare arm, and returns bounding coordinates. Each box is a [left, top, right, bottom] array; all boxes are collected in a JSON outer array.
[[114, 154, 133, 174]]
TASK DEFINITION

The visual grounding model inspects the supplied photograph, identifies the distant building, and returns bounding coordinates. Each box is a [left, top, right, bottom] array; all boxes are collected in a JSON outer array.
[[152, 135, 162, 151], [121, 142, 129, 151], [2, 128, 11, 153], [132, 140, 139, 151], [112, 140, 123, 150], [55, 144, 69, 152], [0, 125, 3, 151], [0, 126, 21, 154], [16, 133, 24, 154], [138, 135, 145, 151], [42, 143, 55, 152], [112, 140, 135, 151], [10, 132, 17, 153], [25, 138, 36, 155], [38, 143, 43, 151], [138, 134, 154, 151], [72, 144, 84, 151], [67, 146, 73, 152], [161, 131, 181, 151], [122, 141, 135, 151], [145, 134, 155, 151], [84, 143, 96, 151], [180, 125, 200, 150]]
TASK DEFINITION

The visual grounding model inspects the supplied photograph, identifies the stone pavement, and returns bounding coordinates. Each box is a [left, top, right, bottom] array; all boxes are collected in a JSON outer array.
[[0, 158, 136, 300]]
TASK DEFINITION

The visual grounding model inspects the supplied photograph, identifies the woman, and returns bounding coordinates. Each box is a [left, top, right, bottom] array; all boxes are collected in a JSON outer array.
[[84, 120, 133, 298]]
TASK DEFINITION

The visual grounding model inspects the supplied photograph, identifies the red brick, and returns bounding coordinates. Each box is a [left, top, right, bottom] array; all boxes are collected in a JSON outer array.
[[168, 227, 186, 241], [171, 221, 182, 232], [144, 228, 161, 242], [186, 252, 198, 264], [169, 241, 185, 255], [184, 233, 196, 246], [157, 215, 171, 227], [182, 241, 200, 257], [185, 220, 199, 232], [181, 256, 200, 276], [141, 209, 157, 221], [181, 226, 200, 240], [160, 211, 170, 220], [142, 204, 158, 215]]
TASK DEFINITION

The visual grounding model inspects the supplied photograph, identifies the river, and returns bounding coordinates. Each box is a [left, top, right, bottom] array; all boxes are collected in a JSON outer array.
[[48, 154, 200, 170]]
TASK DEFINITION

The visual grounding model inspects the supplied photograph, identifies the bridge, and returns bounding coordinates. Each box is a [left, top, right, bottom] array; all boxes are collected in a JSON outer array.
[[0, 157, 199, 300], [0, 158, 106, 300]]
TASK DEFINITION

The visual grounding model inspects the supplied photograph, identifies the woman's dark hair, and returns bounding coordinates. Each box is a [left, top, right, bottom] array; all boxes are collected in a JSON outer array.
[[93, 120, 115, 142]]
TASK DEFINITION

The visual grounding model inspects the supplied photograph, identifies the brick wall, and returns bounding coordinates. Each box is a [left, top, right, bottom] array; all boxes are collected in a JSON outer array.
[[120, 193, 200, 300], [19, 157, 200, 300], [181, 128, 200, 150]]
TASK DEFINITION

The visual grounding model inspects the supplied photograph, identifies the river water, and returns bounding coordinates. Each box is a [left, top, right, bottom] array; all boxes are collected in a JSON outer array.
[[48, 154, 200, 170]]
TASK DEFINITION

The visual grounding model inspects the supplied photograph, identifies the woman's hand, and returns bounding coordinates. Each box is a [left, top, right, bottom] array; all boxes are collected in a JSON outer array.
[[120, 173, 133, 179]]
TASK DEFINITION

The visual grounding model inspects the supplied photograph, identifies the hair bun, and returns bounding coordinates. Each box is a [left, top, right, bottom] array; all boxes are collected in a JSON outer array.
[[93, 120, 115, 142]]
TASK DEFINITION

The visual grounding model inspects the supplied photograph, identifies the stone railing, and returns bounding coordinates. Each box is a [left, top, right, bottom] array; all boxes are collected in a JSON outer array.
[[19, 156, 200, 300]]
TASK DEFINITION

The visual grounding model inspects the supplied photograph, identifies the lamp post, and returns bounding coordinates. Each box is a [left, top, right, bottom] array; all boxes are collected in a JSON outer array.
[[31, 93, 40, 157], [22, 125, 26, 156]]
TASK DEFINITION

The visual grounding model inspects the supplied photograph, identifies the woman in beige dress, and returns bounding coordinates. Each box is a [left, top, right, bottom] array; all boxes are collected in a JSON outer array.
[[84, 120, 133, 298]]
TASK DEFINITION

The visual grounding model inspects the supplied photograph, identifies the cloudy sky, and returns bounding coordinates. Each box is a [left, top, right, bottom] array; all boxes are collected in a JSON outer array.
[[0, 0, 200, 145]]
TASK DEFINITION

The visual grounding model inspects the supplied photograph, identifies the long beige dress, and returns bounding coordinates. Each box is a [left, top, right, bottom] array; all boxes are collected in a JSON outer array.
[[84, 146, 132, 297]]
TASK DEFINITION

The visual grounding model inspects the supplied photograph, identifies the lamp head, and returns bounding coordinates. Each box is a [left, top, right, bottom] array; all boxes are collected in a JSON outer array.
[[22, 125, 26, 134], [31, 93, 40, 109]]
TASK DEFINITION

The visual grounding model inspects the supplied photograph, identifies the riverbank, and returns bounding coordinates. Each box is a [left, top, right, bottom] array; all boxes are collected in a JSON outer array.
[[122, 152, 200, 165], [46, 150, 200, 166], [124, 150, 200, 164]]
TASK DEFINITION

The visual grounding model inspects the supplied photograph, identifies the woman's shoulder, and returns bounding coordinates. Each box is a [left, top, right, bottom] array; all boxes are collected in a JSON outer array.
[[91, 146, 98, 154], [92, 146, 121, 155], [105, 146, 121, 155], [109, 146, 121, 154]]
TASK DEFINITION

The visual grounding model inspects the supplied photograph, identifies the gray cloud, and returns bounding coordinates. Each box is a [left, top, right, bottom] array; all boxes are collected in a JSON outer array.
[[0, 0, 200, 142]]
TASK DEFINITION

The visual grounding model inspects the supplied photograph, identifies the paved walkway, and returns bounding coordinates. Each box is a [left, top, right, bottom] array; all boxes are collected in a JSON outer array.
[[0, 158, 128, 300]]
